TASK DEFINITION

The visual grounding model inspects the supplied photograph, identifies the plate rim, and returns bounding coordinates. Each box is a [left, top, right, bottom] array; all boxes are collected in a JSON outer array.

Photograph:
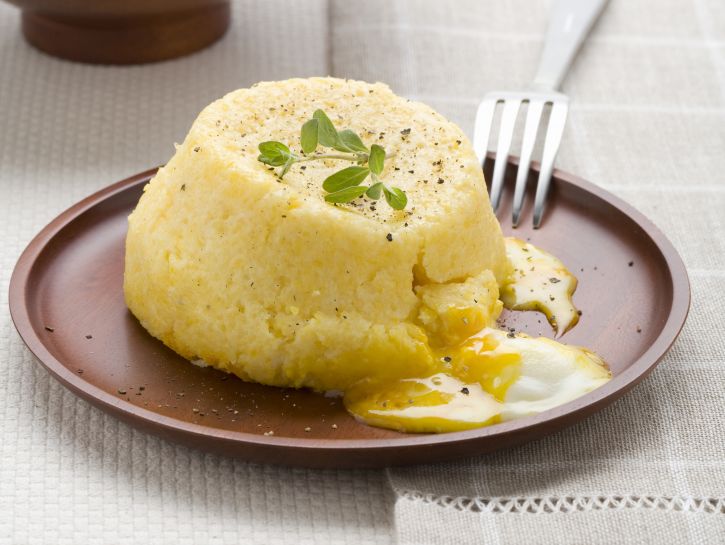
[[8, 165, 691, 456]]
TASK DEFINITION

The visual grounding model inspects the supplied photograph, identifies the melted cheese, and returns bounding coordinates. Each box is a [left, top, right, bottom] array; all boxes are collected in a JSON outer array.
[[501, 238, 580, 335], [344, 240, 610, 434], [344, 373, 501, 433], [344, 327, 610, 433]]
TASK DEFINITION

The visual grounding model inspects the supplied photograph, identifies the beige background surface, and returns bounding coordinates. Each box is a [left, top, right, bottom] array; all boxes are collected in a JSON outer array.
[[1, 0, 724, 543]]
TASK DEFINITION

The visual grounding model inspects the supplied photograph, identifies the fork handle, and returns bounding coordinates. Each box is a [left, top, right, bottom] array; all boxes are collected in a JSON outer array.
[[532, 0, 609, 91]]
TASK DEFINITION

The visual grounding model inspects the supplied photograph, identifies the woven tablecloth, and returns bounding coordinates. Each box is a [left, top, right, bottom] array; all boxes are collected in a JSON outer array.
[[1, 0, 724, 543]]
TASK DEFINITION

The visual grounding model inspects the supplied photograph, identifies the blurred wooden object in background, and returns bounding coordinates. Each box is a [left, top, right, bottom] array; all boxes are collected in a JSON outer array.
[[3, 0, 230, 64]]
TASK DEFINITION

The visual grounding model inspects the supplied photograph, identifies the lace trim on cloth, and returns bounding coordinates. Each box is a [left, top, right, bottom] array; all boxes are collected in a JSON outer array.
[[397, 490, 725, 514]]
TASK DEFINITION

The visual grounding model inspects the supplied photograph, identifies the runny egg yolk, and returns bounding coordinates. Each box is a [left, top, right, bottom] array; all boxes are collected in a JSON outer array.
[[343, 239, 611, 434]]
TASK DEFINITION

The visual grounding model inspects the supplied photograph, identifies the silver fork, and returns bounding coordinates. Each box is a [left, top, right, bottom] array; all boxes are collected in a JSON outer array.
[[473, 0, 609, 228]]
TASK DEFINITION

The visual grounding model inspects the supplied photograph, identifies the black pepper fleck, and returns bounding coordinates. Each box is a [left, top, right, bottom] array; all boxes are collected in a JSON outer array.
[[386, 233, 393, 241], [460, 387, 470, 395]]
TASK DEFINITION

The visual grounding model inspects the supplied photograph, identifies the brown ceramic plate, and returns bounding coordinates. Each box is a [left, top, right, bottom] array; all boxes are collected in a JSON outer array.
[[9, 160, 689, 468]]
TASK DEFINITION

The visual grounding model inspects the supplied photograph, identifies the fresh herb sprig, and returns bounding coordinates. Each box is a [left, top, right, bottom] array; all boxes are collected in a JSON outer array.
[[257, 110, 407, 210]]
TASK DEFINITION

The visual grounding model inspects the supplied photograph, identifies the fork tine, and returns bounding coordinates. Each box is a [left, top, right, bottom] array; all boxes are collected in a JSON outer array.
[[511, 99, 545, 227], [473, 97, 498, 165], [532, 100, 568, 228], [489, 99, 522, 211]]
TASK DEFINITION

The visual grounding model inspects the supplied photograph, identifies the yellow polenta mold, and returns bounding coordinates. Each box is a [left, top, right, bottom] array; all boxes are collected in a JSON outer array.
[[124, 77, 509, 393]]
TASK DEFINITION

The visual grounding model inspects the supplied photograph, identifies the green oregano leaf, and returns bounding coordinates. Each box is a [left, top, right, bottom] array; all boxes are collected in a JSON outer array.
[[313, 109, 340, 148], [368, 144, 385, 175], [300, 119, 319, 154], [258, 141, 294, 166], [337, 130, 368, 153], [322, 166, 371, 192], [366, 182, 383, 200], [383, 185, 408, 210], [324, 185, 369, 204]]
